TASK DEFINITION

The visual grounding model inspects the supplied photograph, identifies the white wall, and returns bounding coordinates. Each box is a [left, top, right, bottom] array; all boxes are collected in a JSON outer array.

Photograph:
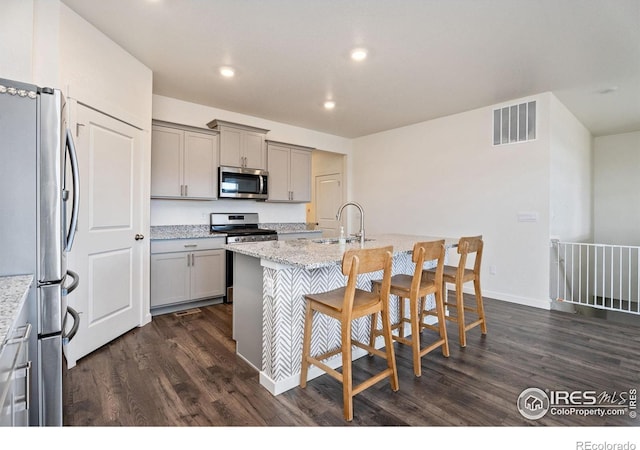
[[549, 95, 593, 242], [151, 95, 352, 226], [32, 0, 61, 89], [594, 131, 640, 245], [0, 0, 34, 82], [58, 4, 153, 130], [352, 93, 559, 308]]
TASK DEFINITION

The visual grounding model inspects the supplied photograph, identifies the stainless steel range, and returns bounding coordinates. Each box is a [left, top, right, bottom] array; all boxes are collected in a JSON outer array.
[[210, 213, 277, 302]]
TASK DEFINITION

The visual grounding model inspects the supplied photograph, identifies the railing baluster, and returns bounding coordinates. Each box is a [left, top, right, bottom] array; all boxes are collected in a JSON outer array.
[[586, 247, 595, 308], [620, 249, 631, 311], [637, 247, 640, 313], [578, 244, 582, 303]]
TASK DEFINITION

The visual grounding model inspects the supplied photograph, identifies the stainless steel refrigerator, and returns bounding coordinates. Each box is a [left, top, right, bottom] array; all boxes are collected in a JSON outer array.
[[0, 78, 80, 426]]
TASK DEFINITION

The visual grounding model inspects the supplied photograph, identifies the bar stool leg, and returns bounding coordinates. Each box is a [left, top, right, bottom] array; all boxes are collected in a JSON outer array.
[[456, 281, 467, 348], [475, 278, 487, 335], [341, 319, 353, 421], [435, 288, 450, 357], [369, 281, 380, 353], [398, 296, 406, 339], [410, 296, 422, 377], [381, 306, 399, 391], [300, 303, 313, 388]]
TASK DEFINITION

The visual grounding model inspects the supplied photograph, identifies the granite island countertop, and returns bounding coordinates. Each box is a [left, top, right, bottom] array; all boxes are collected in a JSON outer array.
[[224, 233, 458, 270], [0, 274, 33, 346], [259, 223, 320, 235]]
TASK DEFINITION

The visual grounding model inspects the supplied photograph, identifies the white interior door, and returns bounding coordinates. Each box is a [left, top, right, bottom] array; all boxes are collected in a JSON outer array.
[[65, 103, 146, 367], [315, 173, 343, 237]]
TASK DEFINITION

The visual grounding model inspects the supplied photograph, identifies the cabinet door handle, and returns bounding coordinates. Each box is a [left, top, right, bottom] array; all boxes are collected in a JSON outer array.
[[15, 360, 31, 412], [184, 244, 197, 248], [191, 254, 195, 266], [184, 185, 188, 196]]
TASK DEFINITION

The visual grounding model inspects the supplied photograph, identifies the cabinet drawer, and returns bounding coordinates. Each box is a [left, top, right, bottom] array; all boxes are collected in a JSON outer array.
[[151, 237, 226, 254]]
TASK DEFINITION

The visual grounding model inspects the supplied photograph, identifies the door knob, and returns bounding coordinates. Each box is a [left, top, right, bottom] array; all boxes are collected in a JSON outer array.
[[135, 234, 144, 241]]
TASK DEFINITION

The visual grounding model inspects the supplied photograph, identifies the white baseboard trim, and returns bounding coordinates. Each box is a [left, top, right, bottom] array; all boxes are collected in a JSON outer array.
[[461, 287, 552, 310]]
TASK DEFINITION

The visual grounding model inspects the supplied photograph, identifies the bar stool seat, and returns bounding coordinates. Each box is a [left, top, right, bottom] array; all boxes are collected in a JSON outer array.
[[371, 240, 449, 377], [299, 245, 398, 422]]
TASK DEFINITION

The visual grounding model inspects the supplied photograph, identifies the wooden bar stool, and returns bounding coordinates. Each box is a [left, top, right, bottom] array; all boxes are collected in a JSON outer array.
[[299, 246, 398, 422], [370, 240, 449, 377], [424, 235, 487, 347]]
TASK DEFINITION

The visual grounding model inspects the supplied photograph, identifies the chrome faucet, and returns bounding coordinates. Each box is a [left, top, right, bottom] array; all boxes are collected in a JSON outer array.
[[336, 201, 365, 245]]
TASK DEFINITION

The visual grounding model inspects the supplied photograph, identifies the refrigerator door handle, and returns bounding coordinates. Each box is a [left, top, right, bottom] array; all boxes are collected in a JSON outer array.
[[65, 127, 80, 253], [63, 306, 80, 343], [63, 269, 79, 295]]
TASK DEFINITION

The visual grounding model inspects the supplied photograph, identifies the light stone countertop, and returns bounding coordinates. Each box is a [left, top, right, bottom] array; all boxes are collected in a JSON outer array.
[[150, 225, 216, 240], [0, 274, 33, 346], [150, 223, 320, 240], [224, 233, 458, 270]]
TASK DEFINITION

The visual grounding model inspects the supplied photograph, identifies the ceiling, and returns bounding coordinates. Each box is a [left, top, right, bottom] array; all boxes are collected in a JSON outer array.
[[60, 0, 640, 139]]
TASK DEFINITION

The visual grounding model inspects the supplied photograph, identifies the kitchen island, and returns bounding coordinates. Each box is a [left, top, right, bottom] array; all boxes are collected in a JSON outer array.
[[225, 234, 457, 395]]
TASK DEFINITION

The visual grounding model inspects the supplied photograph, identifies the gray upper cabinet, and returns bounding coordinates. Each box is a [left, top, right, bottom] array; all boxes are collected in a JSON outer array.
[[266, 140, 314, 203], [151, 121, 219, 200], [207, 119, 269, 170]]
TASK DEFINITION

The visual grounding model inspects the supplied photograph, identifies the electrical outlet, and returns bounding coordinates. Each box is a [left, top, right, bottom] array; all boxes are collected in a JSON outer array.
[[489, 265, 497, 275]]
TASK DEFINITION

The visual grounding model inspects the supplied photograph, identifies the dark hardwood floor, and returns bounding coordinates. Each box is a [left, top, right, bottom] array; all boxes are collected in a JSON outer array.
[[63, 295, 640, 428]]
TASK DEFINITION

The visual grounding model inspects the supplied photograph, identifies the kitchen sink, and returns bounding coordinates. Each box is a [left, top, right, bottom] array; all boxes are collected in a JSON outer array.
[[312, 237, 375, 244]]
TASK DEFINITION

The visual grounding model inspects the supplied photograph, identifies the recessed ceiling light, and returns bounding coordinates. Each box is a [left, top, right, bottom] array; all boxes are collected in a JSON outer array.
[[324, 100, 336, 110], [220, 66, 235, 78], [350, 48, 368, 61]]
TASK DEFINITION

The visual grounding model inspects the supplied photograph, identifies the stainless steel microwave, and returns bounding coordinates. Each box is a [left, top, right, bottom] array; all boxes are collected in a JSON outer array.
[[219, 166, 268, 199]]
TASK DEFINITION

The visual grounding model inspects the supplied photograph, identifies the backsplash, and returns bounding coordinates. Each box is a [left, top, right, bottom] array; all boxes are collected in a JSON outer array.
[[150, 198, 307, 226]]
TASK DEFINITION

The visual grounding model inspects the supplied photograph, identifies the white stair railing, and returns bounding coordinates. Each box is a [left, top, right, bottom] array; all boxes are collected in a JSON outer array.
[[550, 240, 640, 315]]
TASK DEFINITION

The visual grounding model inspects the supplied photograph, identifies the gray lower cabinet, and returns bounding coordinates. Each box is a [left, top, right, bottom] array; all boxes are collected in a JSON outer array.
[[0, 299, 31, 427], [150, 237, 226, 314]]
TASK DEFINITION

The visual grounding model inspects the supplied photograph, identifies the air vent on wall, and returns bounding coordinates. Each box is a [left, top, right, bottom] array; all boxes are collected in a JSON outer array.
[[493, 100, 536, 145]]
